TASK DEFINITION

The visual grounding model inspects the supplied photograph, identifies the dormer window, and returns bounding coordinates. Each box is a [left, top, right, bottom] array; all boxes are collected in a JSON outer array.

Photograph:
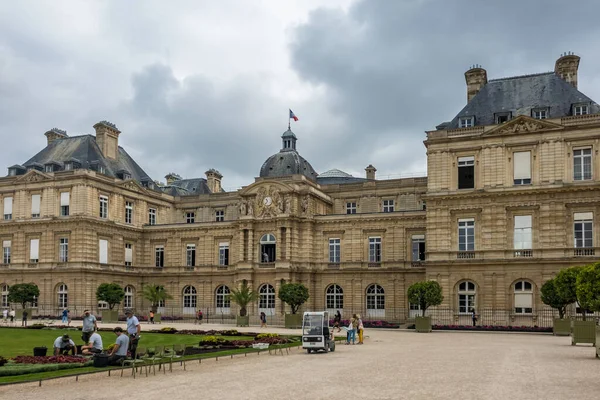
[[532, 109, 548, 119], [64, 162, 73, 171], [116, 169, 131, 180], [573, 104, 589, 116], [45, 165, 53, 173], [459, 117, 474, 128], [495, 112, 511, 124], [7, 165, 26, 176]]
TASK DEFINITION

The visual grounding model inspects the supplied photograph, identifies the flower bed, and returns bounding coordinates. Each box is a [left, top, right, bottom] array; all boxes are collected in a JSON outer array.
[[0, 362, 93, 377], [12, 355, 89, 364], [431, 325, 552, 333], [329, 319, 400, 329]]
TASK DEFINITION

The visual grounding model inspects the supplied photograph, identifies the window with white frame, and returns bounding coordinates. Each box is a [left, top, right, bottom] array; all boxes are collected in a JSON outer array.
[[366, 284, 385, 311], [3, 196, 13, 220], [326, 284, 343, 310], [125, 201, 133, 224], [215, 285, 231, 311], [30, 293, 38, 308], [219, 243, 229, 266], [29, 239, 39, 263], [573, 148, 592, 181], [124, 286, 134, 308], [97, 301, 109, 310], [60, 192, 70, 216], [99, 195, 108, 219], [186, 244, 196, 267], [459, 117, 474, 128], [458, 219, 475, 251], [368, 237, 381, 263], [346, 202, 357, 214], [124, 243, 132, 267], [155, 245, 164, 267], [329, 238, 340, 263], [183, 286, 197, 309], [59, 238, 68, 262], [514, 216, 532, 250], [148, 208, 156, 225], [2, 240, 10, 264], [573, 104, 589, 116], [458, 281, 476, 314], [57, 284, 68, 308], [532, 109, 548, 119], [513, 151, 531, 185], [31, 194, 41, 218], [99, 239, 108, 264], [382, 199, 394, 213], [259, 284, 275, 310], [1, 284, 8, 307], [186, 212, 195, 224], [215, 210, 224, 222], [458, 156, 475, 189], [574, 212, 593, 248], [411, 235, 426, 261], [45, 164, 53, 173], [514, 281, 533, 314]]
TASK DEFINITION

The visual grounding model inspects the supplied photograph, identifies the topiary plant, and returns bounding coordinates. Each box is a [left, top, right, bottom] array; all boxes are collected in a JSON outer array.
[[407, 281, 444, 317]]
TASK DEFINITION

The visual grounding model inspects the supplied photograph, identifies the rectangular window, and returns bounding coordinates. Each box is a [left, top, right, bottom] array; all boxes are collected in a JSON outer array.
[[458, 294, 475, 314], [329, 238, 340, 263], [125, 201, 133, 224], [3, 196, 12, 220], [368, 237, 381, 263], [458, 156, 475, 189], [411, 235, 426, 261], [60, 192, 70, 216], [219, 243, 229, 266], [346, 202, 357, 214], [30, 238, 39, 263], [125, 243, 132, 267], [59, 238, 68, 262], [573, 148, 592, 181], [458, 219, 475, 251], [514, 216, 532, 250], [31, 194, 41, 218], [45, 165, 53, 173], [495, 113, 510, 124], [459, 117, 474, 128], [99, 195, 108, 219], [2, 240, 10, 264], [382, 200, 395, 213], [155, 245, 164, 267], [515, 293, 533, 314], [215, 210, 224, 222], [99, 239, 108, 264], [186, 212, 195, 224], [574, 212, 593, 248], [513, 151, 531, 185], [186, 244, 196, 267], [148, 208, 156, 225], [533, 109, 547, 119], [574, 104, 589, 116]]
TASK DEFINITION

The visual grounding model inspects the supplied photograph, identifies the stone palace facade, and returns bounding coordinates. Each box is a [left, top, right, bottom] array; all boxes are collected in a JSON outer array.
[[1, 53, 599, 324]]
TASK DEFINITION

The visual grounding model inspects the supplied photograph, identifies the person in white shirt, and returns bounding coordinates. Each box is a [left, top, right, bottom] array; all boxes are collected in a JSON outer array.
[[125, 310, 141, 358], [53, 334, 77, 356], [81, 332, 104, 355], [2, 309, 7, 323]]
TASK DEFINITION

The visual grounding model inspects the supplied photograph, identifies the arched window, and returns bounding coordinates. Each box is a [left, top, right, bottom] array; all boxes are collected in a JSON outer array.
[[124, 286, 134, 308], [366, 284, 385, 317], [259, 234, 276, 263], [258, 284, 275, 315], [458, 281, 476, 314], [514, 281, 533, 314], [325, 284, 344, 311], [215, 285, 231, 313], [1, 284, 9, 308], [57, 284, 68, 308], [183, 286, 197, 314]]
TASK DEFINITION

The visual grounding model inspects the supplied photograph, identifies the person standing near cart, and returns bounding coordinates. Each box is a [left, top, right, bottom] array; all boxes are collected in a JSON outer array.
[[125, 309, 141, 358], [81, 310, 98, 344]]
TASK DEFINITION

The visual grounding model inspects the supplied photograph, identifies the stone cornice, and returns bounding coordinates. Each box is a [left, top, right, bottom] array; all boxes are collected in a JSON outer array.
[[424, 183, 600, 201]]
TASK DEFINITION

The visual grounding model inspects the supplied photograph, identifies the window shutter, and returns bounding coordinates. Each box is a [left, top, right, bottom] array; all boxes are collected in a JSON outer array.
[[31, 194, 41, 215], [3, 197, 13, 214], [60, 192, 70, 206], [30, 239, 39, 260], [514, 293, 532, 308], [3, 240, 10, 248], [99, 239, 108, 264], [574, 212, 593, 220], [513, 151, 531, 179], [125, 246, 132, 263]]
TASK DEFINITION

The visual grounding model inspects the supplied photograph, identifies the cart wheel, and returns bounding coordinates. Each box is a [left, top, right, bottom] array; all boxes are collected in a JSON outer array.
[[306, 349, 312, 354], [330, 342, 335, 352]]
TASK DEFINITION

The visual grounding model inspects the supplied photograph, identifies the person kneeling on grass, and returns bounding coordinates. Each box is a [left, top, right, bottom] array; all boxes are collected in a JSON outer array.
[[81, 332, 104, 355], [54, 334, 77, 356], [108, 327, 130, 365]]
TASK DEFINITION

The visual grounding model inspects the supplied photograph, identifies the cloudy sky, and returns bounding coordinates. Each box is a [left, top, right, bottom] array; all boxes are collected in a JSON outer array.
[[2, 0, 600, 190]]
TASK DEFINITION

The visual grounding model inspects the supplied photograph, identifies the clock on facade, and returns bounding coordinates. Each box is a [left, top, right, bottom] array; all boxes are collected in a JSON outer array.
[[263, 196, 272, 206]]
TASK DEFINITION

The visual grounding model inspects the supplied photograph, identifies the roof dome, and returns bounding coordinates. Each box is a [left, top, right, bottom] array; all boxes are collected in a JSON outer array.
[[259, 128, 318, 181], [319, 168, 353, 178]]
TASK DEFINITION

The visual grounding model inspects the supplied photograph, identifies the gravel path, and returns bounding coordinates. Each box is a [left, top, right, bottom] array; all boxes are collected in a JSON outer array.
[[2, 329, 599, 400]]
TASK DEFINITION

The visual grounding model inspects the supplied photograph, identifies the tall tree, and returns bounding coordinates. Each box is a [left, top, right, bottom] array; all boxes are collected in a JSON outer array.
[[95, 283, 125, 310], [278, 283, 309, 314], [142, 285, 173, 313], [555, 266, 584, 318], [229, 280, 259, 316], [407, 281, 444, 317], [7, 283, 39, 309], [576, 262, 600, 314]]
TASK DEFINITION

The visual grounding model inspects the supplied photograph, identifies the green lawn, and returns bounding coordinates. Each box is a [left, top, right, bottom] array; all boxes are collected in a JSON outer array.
[[0, 327, 253, 358]]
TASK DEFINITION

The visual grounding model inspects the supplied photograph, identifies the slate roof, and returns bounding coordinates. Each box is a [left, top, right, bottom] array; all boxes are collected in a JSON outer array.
[[162, 178, 212, 196], [316, 168, 367, 185], [259, 129, 318, 181], [445, 72, 600, 129], [20, 135, 154, 184]]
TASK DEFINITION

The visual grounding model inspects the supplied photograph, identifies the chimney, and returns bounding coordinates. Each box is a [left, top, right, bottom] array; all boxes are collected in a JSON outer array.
[[93, 121, 121, 160], [464, 65, 488, 102], [205, 169, 223, 193], [165, 173, 182, 185], [555, 52, 580, 88], [365, 164, 377, 180], [44, 128, 68, 145]]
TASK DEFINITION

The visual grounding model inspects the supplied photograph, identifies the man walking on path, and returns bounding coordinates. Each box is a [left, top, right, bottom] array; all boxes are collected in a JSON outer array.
[[125, 309, 141, 358], [61, 308, 68, 324], [81, 310, 98, 344]]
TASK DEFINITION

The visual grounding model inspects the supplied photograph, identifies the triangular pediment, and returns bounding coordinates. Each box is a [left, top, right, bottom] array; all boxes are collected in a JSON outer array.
[[15, 170, 52, 183], [483, 115, 564, 136], [117, 179, 147, 193], [239, 180, 296, 196]]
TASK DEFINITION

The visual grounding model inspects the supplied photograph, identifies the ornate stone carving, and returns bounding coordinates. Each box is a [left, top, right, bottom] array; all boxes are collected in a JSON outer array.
[[239, 199, 247, 216], [284, 196, 292, 214], [255, 186, 284, 219], [22, 173, 45, 182], [497, 120, 544, 134], [301, 195, 310, 214], [247, 200, 254, 217]]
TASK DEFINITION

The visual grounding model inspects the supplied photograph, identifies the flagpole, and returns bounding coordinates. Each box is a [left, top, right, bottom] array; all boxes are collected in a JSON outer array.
[[288, 110, 291, 130]]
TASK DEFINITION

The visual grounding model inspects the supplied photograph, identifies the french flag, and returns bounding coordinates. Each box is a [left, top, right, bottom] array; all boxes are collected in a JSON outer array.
[[289, 109, 299, 121]]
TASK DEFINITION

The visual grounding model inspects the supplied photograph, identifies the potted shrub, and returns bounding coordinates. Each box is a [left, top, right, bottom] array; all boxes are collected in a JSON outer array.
[[8, 283, 39, 322], [229, 280, 258, 327], [575, 262, 600, 354], [407, 281, 443, 333], [541, 278, 572, 336], [96, 283, 124, 323], [556, 266, 596, 345], [278, 283, 309, 328], [142, 285, 173, 323]]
